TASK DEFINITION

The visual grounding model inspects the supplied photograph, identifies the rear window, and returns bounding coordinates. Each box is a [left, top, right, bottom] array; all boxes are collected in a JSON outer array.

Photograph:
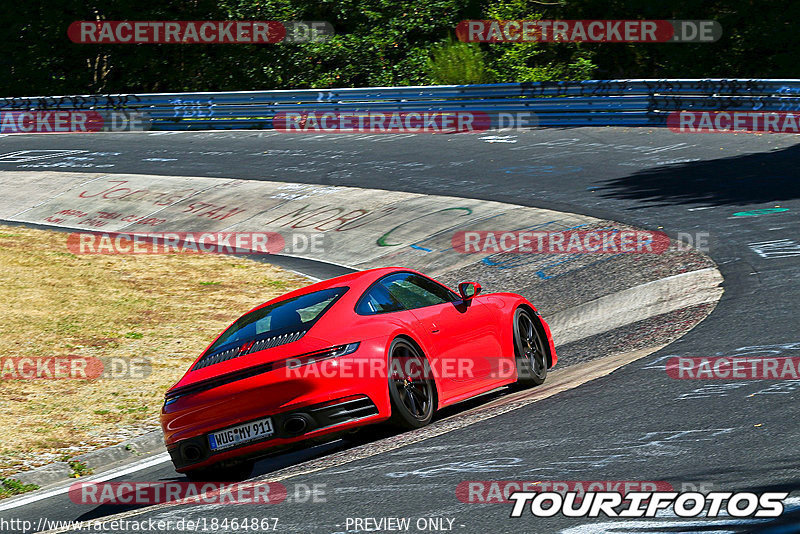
[[206, 287, 347, 353]]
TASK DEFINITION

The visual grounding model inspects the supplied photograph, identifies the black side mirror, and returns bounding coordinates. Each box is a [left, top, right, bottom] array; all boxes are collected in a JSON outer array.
[[458, 282, 482, 301]]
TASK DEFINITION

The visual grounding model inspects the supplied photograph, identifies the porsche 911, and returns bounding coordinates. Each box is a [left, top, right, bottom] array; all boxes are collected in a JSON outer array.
[[161, 267, 556, 480]]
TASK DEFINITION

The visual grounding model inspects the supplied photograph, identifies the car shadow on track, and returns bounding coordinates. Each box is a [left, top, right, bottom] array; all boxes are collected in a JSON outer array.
[[598, 143, 800, 207]]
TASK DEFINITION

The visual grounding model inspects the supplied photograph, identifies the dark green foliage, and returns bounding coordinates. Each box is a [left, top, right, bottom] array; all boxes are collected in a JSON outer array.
[[0, 0, 795, 96]]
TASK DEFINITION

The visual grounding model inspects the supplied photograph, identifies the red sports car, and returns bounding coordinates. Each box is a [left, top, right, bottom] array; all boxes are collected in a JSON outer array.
[[161, 267, 556, 480]]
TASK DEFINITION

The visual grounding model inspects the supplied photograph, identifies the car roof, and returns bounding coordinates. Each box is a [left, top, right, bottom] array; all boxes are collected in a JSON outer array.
[[249, 266, 415, 312]]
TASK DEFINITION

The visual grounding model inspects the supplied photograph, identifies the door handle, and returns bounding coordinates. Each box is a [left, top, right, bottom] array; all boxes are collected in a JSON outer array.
[[429, 322, 440, 334]]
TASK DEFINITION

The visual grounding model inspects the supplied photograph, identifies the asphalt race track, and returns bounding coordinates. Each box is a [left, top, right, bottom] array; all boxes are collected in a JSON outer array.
[[1, 127, 799, 533]]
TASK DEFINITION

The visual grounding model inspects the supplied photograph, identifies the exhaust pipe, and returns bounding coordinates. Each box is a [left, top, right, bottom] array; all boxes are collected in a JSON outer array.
[[283, 414, 311, 435], [181, 444, 203, 462]]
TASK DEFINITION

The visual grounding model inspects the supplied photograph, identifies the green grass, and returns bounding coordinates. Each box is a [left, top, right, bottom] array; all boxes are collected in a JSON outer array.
[[0, 478, 39, 498], [0, 223, 309, 478], [67, 460, 93, 478]]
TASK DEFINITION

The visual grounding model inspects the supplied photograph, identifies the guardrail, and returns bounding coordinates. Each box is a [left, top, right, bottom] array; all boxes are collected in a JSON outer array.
[[1, 79, 799, 130]]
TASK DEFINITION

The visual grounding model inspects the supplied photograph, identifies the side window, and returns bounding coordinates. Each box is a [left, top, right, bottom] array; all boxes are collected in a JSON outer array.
[[405, 274, 458, 303], [356, 282, 406, 315], [382, 273, 455, 310], [356, 273, 457, 315]]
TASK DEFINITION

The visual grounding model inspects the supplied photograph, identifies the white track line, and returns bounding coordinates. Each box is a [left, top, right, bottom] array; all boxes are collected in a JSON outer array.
[[0, 452, 171, 512]]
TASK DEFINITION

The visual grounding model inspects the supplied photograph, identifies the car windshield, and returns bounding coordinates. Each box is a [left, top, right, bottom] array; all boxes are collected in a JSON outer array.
[[206, 287, 347, 353]]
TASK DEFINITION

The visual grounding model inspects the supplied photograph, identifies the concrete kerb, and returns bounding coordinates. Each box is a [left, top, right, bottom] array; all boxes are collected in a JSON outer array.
[[547, 267, 725, 345], [70, 431, 165, 472], [7, 432, 165, 488], [9, 463, 72, 488]]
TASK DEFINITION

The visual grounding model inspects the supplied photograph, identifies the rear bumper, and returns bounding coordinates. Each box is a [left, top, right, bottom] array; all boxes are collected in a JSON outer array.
[[167, 395, 382, 471], [161, 338, 392, 471]]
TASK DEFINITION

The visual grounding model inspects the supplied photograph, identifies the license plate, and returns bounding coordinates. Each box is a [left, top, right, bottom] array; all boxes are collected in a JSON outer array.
[[208, 417, 274, 451]]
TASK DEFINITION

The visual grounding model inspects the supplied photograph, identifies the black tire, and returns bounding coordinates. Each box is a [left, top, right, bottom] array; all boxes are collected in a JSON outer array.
[[387, 339, 436, 429], [513, 308, 549, 388], [184, 459, 254, 482]]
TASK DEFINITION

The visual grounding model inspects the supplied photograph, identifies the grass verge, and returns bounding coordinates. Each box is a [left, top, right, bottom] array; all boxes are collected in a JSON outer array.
[[0, 478, 39, 499], [0, 224, 309, 477]]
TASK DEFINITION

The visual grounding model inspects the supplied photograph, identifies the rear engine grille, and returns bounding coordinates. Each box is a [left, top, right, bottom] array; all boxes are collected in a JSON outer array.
[[192, 330, 306, 370]]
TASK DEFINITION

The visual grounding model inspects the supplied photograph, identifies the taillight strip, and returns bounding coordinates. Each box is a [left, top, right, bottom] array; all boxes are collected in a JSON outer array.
[[165, 343, 358, 402]]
